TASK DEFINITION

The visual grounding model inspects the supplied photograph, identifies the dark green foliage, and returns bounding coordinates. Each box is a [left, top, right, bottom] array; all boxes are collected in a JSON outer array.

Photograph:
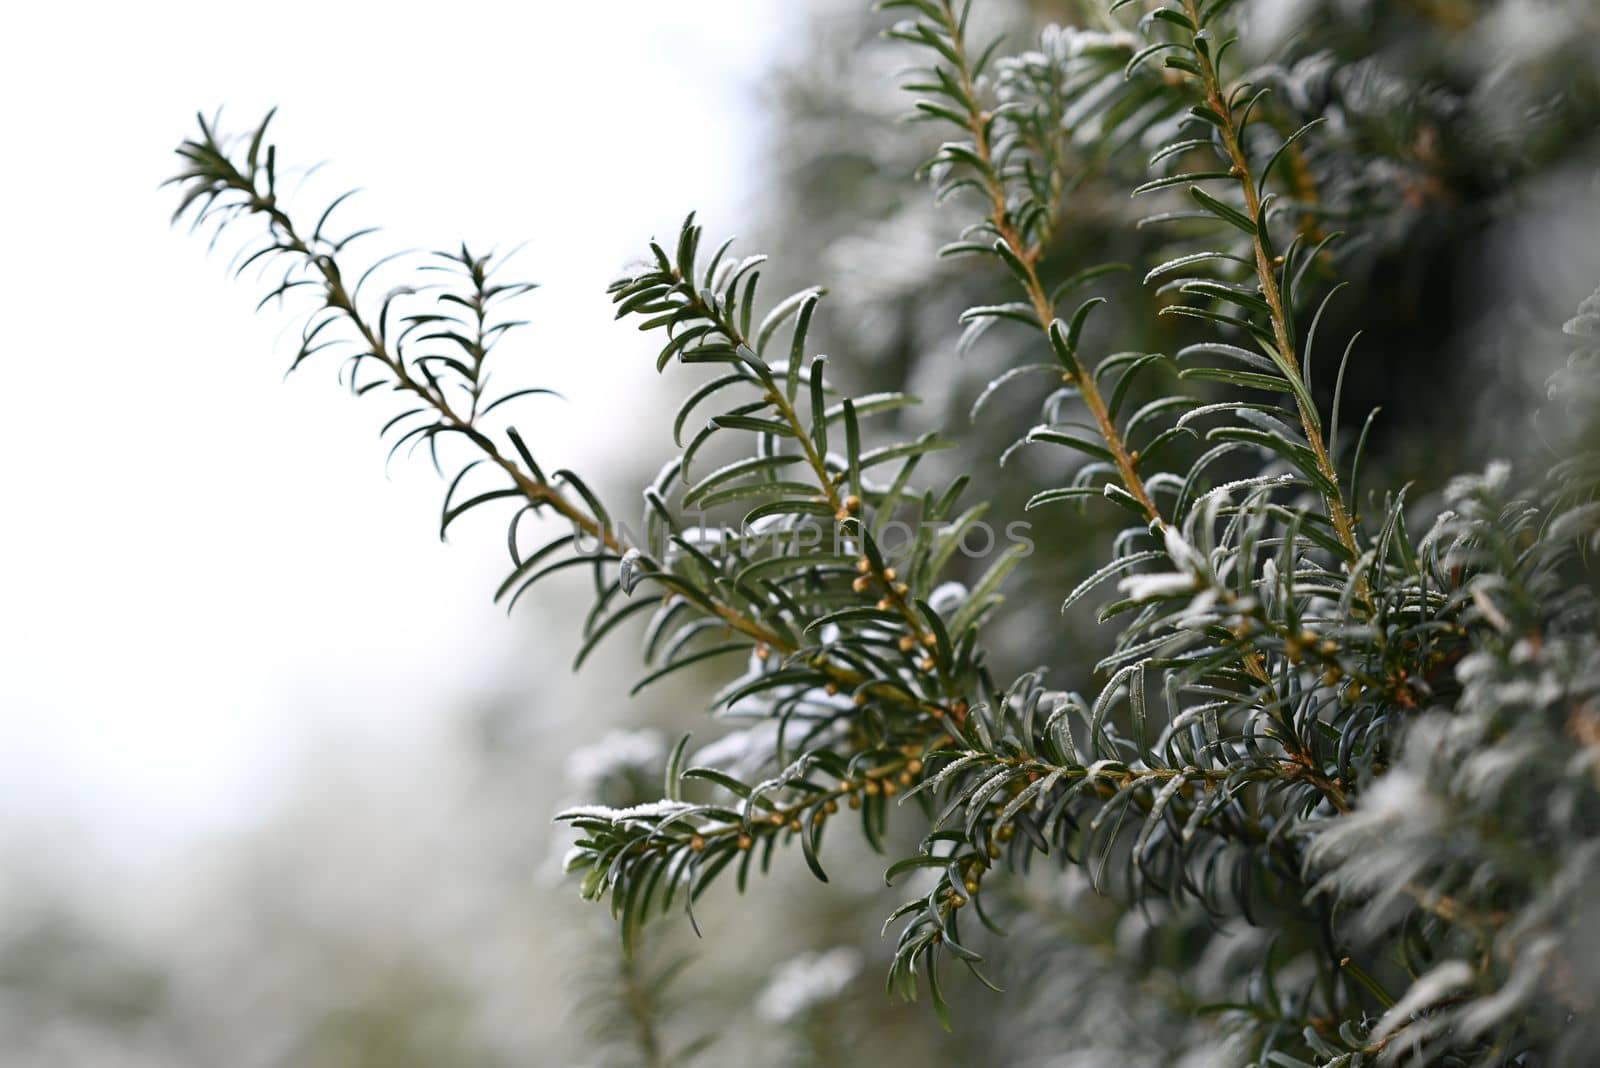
[[170, 2, 1600, 1063]]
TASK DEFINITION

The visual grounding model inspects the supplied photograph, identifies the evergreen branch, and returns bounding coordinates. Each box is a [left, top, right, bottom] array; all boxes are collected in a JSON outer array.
[[170, 112, 621, 552], [892, 0, 1164, 524], [163, 8, 1600, 1059], [169, 114, 932, 711], [1168, 0, 1362, 565]]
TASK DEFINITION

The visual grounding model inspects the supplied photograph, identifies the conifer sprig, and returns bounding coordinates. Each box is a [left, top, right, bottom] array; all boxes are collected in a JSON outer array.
[[886, 0, 1164, 524]]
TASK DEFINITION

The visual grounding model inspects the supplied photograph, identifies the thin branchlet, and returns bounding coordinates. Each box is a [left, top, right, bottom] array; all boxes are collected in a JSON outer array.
[[928, 0, 1164, 525], [1175, 0, 1361, 565]]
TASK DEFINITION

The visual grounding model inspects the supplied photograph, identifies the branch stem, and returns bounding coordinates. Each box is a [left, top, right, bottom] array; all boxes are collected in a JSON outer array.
[[1178, 0, 1362, 565], [939, 1, 1163, 527]]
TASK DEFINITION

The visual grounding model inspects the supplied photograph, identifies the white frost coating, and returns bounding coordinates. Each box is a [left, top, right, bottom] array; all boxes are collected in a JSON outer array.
[[1372, 960, 1475, 1040], [1482, 0, 1578, 66], [1085, 759, 1124, 780], [565, 728, 665, 792], [755, 947, 863, 1022], [1118, 572, 1197, 601], [1354, 767, 1436, 824], [1454, 650, 1499, 687], [1195, 473, 1297, 511], [1306, 766, 1443, 901], [618, 547, 644, 595], [556, 800, 693, 823], [1171, 588, 1220, 630], [678, 525, 728, 547], [1445, 460, 1512, 504], [929, 581, 969, 616], [1162, 525, 1205, 571], [1056, 26, 1136, 56], [1545, 500, 1600, 543], [1457, 935, 1560, 1039], [995, 25, 1137, 107]]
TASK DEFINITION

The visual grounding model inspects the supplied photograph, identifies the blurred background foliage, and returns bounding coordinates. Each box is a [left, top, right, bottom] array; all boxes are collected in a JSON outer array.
[[6, 1, 1598, 1064]]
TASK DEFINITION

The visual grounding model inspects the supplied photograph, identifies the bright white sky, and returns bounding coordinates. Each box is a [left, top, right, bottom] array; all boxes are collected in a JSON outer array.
[[0, 2, 790, 861]]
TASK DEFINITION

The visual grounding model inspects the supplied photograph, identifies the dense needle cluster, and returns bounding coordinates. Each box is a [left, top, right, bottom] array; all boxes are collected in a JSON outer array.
[[171, 1, 1600, 1062]]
